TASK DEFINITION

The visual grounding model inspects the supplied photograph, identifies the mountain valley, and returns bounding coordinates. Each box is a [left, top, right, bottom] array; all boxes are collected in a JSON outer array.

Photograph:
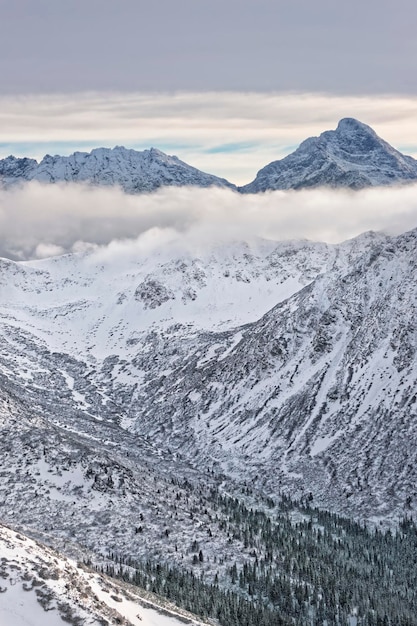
[[2, 118, 417, 624]]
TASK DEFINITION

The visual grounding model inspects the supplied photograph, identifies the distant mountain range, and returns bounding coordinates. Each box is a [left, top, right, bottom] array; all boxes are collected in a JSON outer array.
[[1, 118, 417, 192]]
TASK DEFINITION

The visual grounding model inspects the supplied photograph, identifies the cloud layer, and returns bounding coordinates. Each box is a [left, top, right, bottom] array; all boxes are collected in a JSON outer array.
[[1, 182, 417, 261], [0, 1, 415, 94], [1, 92, 417, 184]]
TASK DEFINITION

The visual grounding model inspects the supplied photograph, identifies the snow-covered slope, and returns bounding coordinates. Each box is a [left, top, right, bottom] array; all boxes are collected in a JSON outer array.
[[2, 230, 416, 526], [0, 238, 334, 360], [0, 146, 235, 192], [3, 228, 417, 620], [0, 524, 208, 626], [132, 228, 417, 521], [0, 239, 336, 583], [240, 118, 417, 192]]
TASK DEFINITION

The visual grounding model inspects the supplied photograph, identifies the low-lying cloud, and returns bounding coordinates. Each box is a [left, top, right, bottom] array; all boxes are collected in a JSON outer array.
[[1, 182, 417, 261]]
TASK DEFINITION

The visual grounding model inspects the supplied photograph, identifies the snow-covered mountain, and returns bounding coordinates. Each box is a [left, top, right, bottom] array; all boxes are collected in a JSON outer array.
[[0, 239, 332, 582], [3, 229, 417, 621], [0, 146, 235, 192], [4, 121, 417, 624], [132, 229, 417, 521], [240, 118, 417, 192], [1, 230, 417, 526], [2, 119, 417, 194]]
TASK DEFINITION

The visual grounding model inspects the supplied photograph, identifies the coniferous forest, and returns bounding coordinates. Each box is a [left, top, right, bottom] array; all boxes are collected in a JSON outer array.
[[98, 493, 417, 626]]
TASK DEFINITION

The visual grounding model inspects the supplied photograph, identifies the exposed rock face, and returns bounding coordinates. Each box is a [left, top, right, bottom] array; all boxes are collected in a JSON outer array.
[[0, 155, 38, 184], [135, 278, 175, 309]]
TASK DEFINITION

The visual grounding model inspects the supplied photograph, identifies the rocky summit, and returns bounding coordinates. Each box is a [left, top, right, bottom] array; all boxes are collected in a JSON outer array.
[[239, 118, 417, 191]]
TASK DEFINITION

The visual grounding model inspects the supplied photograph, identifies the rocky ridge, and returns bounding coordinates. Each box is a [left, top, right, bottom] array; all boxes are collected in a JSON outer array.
[[0, 523, 208, 626], [0, 146, 235, 193]]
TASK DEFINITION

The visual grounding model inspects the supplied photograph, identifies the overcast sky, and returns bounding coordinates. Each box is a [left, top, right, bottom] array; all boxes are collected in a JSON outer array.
[[1, 0, 416, 94]]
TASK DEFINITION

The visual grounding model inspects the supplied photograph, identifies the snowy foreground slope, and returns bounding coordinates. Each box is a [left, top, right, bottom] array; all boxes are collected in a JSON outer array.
[[0, 524, 208, 626]]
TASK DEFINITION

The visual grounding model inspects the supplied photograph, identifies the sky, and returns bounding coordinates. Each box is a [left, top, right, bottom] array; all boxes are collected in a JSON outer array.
[[1, 0, 416, 94], [1, 0, 417, 258]]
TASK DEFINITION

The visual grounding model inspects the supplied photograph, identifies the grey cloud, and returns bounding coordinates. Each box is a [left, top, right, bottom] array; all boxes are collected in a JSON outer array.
[[1, 183, 417, 261]]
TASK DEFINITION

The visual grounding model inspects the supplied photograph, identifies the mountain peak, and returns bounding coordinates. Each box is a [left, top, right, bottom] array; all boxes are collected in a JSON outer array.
[[335, 117, 373, 133], [240, 118, 417, 192]]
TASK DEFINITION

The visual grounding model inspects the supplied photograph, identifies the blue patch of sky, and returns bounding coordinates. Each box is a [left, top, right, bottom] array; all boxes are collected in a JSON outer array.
[[204, 142, 260, 154], [276, 144, 299, 156], [205, 142, 301, 157]]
